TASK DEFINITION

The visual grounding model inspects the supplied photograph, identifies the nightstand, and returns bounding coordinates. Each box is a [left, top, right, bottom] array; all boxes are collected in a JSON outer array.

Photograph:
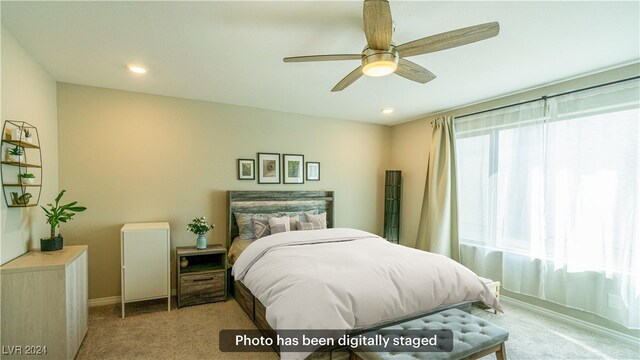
[[176, 245, 227, 308]]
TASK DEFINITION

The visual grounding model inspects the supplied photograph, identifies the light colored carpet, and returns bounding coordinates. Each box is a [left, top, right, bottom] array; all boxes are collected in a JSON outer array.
[[77, 297, 639, 359], [471, 300, 639, 360], [77, 298, 277, 360]]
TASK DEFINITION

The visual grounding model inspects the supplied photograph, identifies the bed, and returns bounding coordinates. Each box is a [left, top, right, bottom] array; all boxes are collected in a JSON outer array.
[[227, 191, 501, 360]]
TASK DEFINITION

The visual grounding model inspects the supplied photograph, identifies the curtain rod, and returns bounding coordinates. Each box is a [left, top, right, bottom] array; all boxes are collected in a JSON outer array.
[[456, 75, 640, 120]]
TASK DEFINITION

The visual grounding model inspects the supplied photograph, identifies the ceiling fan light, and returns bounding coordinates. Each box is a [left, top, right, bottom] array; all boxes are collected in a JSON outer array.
[[362, 47, 399, 77], [363, 61, 397, 77]]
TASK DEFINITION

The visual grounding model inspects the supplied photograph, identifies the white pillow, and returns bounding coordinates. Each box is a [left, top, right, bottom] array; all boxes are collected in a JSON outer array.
[[305, 211, 327, 229], [268, 215, 291, 234]]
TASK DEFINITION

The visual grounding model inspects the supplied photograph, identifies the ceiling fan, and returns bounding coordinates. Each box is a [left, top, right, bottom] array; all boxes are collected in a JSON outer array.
[[283, 0, 499, 92]]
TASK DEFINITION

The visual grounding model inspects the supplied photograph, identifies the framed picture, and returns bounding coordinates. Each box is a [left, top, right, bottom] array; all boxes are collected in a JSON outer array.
[[258, 153, 281, 184], [237, 159, 255, 180], [306, 162, 320, 181], [283, 154, 304, 184]]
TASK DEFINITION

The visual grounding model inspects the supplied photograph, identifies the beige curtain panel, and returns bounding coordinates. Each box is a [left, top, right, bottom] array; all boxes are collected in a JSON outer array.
[[416, 116, 460, 260]]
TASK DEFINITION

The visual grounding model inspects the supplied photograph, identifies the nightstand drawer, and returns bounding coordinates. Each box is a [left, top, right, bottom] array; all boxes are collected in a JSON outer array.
[[180, 271, 225, 294]]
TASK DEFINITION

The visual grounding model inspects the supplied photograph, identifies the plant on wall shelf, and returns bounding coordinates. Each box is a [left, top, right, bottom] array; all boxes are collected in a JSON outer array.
[[19, 172, 35, 184], [7, 145, 23, 162], [9, 146, 22, 156], [23, 129, 33, 143], [40, 190, 87, 251]]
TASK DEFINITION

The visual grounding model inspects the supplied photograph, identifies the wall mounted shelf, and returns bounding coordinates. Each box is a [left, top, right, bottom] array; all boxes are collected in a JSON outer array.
[[1, 161, 42, 168], [1, 120, 43, 207]]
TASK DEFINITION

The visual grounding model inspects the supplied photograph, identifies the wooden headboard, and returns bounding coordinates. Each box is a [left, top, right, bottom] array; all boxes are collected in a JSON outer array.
[[227, 191, 335, 248]]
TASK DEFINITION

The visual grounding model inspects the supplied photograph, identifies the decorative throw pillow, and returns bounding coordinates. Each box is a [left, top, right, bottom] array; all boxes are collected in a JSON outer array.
[[289, 215, 300, 231], [270, 223, 287, 234], [268, 215, 291, 234], [305, 211, 327, 229], [297, 221, 319, 231], [234, 212, 273, 240], [252, 218, 271, 239], [234, 213, 255, 240]]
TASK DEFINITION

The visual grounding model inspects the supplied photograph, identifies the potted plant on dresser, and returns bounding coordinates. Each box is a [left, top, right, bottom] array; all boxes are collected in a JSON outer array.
[[40, 190, 87, 251]]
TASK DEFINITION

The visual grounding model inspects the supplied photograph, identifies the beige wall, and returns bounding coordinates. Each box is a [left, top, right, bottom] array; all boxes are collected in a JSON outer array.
[[389, 62, 640, 247], [57, 83, 390, 299], [1, 27, 58, 264]]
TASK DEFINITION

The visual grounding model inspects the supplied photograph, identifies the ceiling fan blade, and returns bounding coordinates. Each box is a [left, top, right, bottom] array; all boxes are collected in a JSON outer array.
[[363, 0, 392, 50], [396, 22, 500, 58], [395, 59, 436, 84], [283, 54, 362, 63], [332, 66, 364, 92]]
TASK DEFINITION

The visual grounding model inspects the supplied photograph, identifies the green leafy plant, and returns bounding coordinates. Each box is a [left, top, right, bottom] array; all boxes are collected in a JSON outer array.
[[186, 217, 215, 236], [19, 173, 35, 179], [9, 146, 23, 156], [23, 129, 32, 138], [41, 190, 87, 239]]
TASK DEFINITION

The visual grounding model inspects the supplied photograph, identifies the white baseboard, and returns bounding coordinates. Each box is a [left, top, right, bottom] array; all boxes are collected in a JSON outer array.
[[501, 296, 640, 346], [89, 289, 177, 308], [88, 295, 121, 307]]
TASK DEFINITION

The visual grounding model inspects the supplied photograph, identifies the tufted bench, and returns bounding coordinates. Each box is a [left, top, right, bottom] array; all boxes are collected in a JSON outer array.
[[352, 308, 508, 360]]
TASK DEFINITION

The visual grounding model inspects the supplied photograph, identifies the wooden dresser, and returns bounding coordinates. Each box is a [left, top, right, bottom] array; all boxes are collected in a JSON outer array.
[[0, 245, 88, 359]]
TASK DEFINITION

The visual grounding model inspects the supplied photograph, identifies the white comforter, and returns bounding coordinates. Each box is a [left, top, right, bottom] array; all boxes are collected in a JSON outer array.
[[232, 228, 502, 357]]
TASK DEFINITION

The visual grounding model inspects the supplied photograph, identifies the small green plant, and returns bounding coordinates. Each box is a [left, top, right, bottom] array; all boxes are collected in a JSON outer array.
[[41, 190, 87, 239], [186, 217, 215, 236], [19, 173, 35, 179], [23, 129, 32, 138], [9, 146, 23, 156]]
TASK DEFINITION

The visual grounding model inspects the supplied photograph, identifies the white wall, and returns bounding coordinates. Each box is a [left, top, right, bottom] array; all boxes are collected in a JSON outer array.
[[1, 26, 58, 264], [57, 83, 390, 299]]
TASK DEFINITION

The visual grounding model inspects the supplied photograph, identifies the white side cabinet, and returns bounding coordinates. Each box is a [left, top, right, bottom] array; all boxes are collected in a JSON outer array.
[[1, 245, 88, 359], [121, 222, 170, 318]]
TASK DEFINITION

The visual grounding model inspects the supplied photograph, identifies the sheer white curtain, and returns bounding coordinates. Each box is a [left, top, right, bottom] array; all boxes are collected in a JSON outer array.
[[455, 79, 640, 329]]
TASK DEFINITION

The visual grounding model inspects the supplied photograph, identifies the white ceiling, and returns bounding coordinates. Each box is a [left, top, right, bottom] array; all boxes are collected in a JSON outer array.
[[2, 1, 639, 125]]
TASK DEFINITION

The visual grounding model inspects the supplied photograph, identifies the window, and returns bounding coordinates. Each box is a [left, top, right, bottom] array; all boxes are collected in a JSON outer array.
[[455, 79, 640, 329]]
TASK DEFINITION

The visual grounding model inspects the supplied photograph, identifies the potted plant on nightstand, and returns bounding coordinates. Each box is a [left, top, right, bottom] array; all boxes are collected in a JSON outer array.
[[40, 190, 87, 251], [187, 217, 215, 250]]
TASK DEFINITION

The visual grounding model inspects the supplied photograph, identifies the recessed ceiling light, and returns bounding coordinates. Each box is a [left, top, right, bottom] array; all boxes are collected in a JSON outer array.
[[381, 108, 394, 114], [127, 65, 147, 74]]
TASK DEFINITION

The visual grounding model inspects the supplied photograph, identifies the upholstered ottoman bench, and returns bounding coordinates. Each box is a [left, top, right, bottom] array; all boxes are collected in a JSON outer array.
[[352, 308, 508, 360]]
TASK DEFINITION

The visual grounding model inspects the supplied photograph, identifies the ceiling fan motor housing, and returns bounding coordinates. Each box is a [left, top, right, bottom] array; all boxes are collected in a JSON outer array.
[[362, 46, 399, 77]]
